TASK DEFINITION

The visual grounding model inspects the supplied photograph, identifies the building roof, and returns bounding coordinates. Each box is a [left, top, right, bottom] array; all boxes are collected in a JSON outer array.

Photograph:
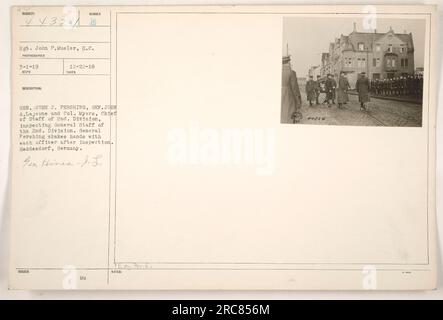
[[330, 26, 414, 53]]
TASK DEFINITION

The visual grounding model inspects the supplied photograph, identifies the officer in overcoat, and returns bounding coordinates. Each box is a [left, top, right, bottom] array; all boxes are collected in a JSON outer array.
[[305, 76, 316, 106], [337, 71, 350, 109], [355, 72, 370, 111], [281, 56, 301, 123], [330, 74, 337, 104], [324, 74, 335, 107], [315, 75, 321, 105]]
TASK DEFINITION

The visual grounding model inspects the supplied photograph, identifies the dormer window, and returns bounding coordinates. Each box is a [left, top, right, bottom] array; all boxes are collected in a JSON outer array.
[[358, 42, 364, 51]]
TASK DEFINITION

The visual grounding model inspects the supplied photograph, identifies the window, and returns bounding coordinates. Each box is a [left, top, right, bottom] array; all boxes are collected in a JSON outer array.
[[375, 44, 381, 52], [361, 58, 366, 68], [358, 42, 364, 51], [388, 44, 393, 52], [404, 58, 408, 67], [386, 58, 391, 67], [392, 59, 396, 67], [357, 58, 361, 68], [373, 58, 380, 67], [400, 46, 405, 53], [401, 58, 404, 67]]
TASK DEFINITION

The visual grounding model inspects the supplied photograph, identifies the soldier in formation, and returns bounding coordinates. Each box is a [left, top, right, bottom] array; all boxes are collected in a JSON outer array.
[[370, 74, 423, 99]]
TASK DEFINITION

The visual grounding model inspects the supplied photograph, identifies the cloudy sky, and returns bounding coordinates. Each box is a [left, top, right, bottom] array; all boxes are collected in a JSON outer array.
[[282, 17, 426, 77]]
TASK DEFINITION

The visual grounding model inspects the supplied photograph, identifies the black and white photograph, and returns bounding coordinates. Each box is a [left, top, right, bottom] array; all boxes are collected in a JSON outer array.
[[282, 17, 425, 126]]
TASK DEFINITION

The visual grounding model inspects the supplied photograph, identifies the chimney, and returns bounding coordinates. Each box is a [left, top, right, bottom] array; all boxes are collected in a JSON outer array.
[[353, 22, 357, 32]]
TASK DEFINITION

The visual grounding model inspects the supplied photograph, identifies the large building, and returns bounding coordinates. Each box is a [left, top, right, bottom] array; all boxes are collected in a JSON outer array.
[[320, 23, 415, 87]]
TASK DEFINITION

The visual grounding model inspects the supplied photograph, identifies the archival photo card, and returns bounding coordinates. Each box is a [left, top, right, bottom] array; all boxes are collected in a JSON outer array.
[[9, 5, 438, 290]]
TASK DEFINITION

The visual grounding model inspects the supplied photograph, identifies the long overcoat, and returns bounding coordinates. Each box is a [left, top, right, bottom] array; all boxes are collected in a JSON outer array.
[[305, 80, 316, 101], [356, 76, 370, 103], [281, 65, 301, 123], [337, 76, 350, 103], [325, 78, 335, 100]]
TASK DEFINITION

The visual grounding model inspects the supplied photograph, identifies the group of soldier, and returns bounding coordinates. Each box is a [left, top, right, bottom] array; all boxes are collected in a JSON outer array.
[[281, 55, 373, 123], [305, 71, 370, 111], [370, 74, 423, 98], [282, 55, 424, 124]]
